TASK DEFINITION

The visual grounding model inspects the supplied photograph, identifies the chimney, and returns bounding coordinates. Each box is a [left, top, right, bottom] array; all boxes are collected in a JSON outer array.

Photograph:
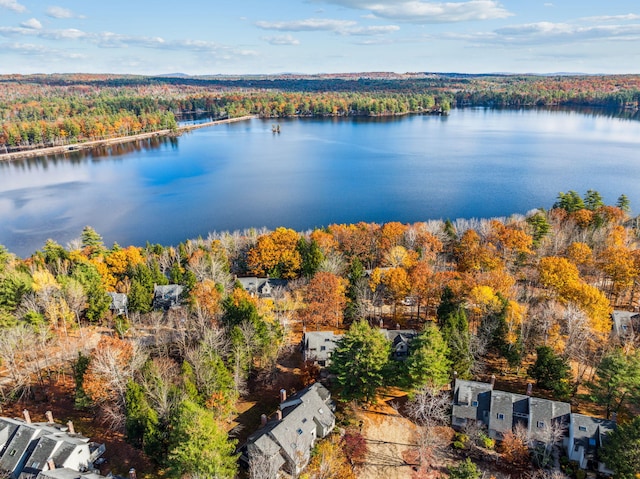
[[47, 459, 56, 470], [45, 411, 54, 424], [23, 409, 31, 424], [526, 383, 533, 396], [261, 414, 267, 427], [276, 410, 283, 421], [67, 420, 75, 434], [279, 388, 287, 403], [490, 374, 496, 387], [129, 468, 137, 479]]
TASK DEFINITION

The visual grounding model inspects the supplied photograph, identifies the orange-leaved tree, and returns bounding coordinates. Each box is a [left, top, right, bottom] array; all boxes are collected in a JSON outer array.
[[247, 227, 301, 278], [303, 271, 348, 329]]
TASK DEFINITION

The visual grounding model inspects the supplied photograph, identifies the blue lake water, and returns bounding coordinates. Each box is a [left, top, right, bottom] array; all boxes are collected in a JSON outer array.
[[1, 108, 640, 257]]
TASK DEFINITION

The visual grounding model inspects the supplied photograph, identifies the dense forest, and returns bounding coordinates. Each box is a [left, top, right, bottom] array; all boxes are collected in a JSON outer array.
[[2, 73, 640, 151], [0, 190, 640, 478]]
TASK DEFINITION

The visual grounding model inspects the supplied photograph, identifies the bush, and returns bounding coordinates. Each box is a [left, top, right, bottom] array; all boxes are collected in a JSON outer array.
[[480, 434, 495, 450], [454, 432, 469, 445]]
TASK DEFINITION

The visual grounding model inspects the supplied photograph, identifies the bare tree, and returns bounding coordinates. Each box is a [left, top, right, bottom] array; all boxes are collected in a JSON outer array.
[[318, 252, 347, 276], [405, 385, 450, 468], [532, 420, 566, 468]]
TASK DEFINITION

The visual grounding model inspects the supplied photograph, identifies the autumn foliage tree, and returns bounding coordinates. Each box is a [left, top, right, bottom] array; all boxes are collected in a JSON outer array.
[[303, 272, 348, 329], [247, 227, 302, 278]]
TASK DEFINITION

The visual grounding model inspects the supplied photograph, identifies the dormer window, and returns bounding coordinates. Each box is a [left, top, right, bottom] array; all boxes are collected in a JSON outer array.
[[471, 400, 478, 407], [579, 426, 587, 432], [537, 421, 545, 428], [497, 413, 505, 420]]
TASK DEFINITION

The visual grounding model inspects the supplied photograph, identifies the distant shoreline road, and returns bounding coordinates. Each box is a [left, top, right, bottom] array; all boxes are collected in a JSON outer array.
[[0, 115, 257, 162]]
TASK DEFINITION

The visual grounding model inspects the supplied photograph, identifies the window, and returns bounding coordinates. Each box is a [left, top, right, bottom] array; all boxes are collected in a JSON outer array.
[[9, 449, 16, 456], [320, 346, 326, 351], [297, 428, 303, 435], [537, 421, 545, 428], [579, 425, 587, 432], [588, 438, 596, 447], [497, 413, 505, 420], [302, 418, 308, 423], [471, 400, 478, 407]]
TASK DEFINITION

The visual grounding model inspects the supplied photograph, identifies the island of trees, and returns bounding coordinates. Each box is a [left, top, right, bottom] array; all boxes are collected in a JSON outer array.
[[0, 190, 639, 479], [1, 73, 640, 153]]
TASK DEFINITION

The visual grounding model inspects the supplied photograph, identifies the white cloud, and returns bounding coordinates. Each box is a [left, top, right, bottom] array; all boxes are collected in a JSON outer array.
[[0, 24, 258, 58], [256, 18, 399, 36], [256, 18, 357, 32], [45, 6, 85, 19], [321, 0, 513, 23], [349, 25, 400, 35], [0, 0, 26, 12], [446, 20, 640, 47], [21, 18, 42, 29], [0, 42, 86, 59], [262, 34, 300, 45], [578, 14, 640, 23]]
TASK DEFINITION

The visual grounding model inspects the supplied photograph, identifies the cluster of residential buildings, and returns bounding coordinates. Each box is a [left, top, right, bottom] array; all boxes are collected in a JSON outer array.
[[0, 411, 108, 479], [240, 383, 336, 476], [452, 378, 615, 475]]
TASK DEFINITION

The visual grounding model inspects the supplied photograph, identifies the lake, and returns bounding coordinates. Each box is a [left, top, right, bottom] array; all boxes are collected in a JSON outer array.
[[1, 108, 640, 257]]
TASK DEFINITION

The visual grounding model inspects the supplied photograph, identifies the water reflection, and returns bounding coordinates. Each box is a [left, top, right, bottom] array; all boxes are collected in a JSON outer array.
[[1, 108, 640, 257], [0, 135, 178, 172]]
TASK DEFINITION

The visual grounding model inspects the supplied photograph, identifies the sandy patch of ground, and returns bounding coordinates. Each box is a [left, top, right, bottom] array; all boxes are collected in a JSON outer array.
[[357, 400, 420, 479]]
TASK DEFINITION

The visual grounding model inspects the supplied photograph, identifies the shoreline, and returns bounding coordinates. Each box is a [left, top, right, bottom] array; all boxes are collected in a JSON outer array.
[[0, 115, 257, 162]]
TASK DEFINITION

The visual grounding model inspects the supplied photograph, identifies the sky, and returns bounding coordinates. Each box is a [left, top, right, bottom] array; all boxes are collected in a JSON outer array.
[[0, 0, 639, 75]]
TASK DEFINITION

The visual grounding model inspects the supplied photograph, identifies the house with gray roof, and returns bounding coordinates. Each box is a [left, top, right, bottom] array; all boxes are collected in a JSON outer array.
[[452, 380, 571, 441], [152, 284, 184, 310], [486, 390, 570, 441], [451, 379, 610, 474], [236, 277, 289, 299], [36, 470, 105, 479], [0, 412, 105, 479], [301, 331, 341, 367], [451, 379, 493, 429], [107, 293, 128, 317], [566, 414, 615, 475], [611, 310, 640, 338], [381, 329, 417, 359], [240, 383, 335, 478], [301, 328, 417, 368]]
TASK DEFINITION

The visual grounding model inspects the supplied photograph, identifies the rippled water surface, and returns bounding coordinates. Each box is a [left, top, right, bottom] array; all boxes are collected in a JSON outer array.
[[1, 108, 640, 256]]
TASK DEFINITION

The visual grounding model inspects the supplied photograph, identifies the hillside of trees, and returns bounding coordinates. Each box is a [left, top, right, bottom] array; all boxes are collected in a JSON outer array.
[[0, 190, 639, 478], [2, 73, 640, 151]]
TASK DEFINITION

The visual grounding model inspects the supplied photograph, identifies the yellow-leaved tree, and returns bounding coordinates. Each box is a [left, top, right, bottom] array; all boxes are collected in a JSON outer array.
[[247, 227, 301, 278]]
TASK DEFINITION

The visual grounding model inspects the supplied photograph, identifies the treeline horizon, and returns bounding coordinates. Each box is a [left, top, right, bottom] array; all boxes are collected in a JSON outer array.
[[2, 72, 640, 150]]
